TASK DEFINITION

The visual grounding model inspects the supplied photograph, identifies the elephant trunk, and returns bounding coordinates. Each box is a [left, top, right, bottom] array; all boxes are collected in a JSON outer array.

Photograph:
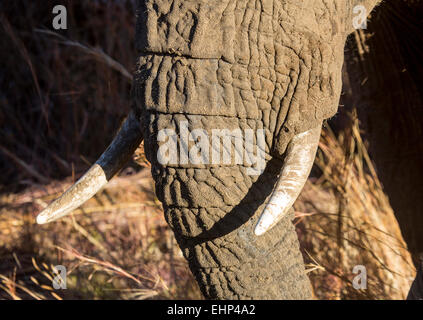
[[169, 194, 314, 299], [145, 129, 315, 298], [136, 102, 318, 298]]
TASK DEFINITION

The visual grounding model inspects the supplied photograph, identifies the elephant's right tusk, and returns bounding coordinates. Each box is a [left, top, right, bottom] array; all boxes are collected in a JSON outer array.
[[36, 110, 143, 224], [254, 124, 322, 236]]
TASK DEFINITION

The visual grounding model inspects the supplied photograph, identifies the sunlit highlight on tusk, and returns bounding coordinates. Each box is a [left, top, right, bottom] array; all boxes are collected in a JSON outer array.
[[36, 111, 143, 224], [254, 124, 322, 236]]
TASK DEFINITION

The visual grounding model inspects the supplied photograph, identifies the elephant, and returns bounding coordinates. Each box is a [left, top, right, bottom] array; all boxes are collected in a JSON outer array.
[[36, 0, 420, 299]]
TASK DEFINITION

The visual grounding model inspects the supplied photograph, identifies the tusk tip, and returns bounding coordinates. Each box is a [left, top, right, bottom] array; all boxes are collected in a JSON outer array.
[[254, 225, 266, 236], [34, 111, 144, 226], [254, 215, 272, 236], [36, 213, 49, 225], [36, 208, 55, 224], [254, 205, 285, 236]]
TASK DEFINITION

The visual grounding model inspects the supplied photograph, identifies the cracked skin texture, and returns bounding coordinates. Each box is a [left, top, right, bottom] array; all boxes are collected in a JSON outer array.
[[132, 0, 379, 299]]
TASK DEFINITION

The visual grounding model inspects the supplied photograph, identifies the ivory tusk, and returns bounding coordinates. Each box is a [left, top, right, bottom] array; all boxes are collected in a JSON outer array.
[[254, 124, 322, 236], [36, 111, 143, 224]]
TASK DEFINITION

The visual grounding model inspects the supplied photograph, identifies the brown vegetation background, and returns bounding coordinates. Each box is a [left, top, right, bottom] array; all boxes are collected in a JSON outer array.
[[0, 1, 418, 299]]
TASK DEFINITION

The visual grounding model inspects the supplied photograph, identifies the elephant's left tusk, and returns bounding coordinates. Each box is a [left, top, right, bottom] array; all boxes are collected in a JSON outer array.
[[36, 111, 143, 224], [254, 124, 322, 236]]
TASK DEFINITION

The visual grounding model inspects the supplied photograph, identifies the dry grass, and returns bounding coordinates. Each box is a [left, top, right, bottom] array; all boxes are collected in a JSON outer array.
[[0, 0, 137, 193], [0, 1, 415, 300], [0, 169, 201, 300], [296, 112, 415, 300]]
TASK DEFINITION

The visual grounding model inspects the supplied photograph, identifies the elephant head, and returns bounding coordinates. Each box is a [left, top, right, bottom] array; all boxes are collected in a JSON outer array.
[[36, 0, 382, 299]]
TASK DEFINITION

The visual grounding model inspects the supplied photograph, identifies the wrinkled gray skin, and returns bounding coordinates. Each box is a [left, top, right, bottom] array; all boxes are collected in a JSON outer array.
[[131, 0, 381, 299]]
